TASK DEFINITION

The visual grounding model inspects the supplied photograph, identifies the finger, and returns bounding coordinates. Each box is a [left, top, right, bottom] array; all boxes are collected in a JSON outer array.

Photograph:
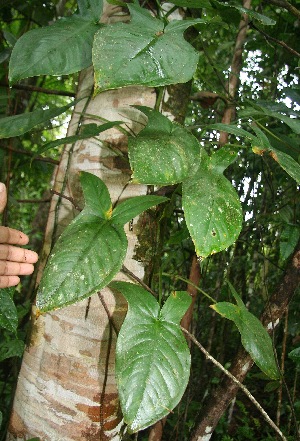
[[0, 275, 20, 289], [0, 245, 38, 264], [0, 261, 35, 276], [0, 183, 7, 214], [0, 226, 29, 245]]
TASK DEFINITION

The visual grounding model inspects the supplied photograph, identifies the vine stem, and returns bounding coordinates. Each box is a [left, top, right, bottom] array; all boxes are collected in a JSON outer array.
[[181, 327, 288, 441]]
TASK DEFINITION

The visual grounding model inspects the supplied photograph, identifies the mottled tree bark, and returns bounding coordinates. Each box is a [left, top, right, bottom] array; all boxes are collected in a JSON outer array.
[[6, 4, 156, 440], [190, 242, 300, 441]]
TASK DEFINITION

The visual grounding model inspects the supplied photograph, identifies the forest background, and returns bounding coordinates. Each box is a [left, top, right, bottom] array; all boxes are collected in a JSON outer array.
[[0, 0, 299, 440]]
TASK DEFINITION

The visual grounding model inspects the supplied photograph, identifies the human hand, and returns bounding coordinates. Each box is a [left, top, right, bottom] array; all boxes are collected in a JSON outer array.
[[0, 183, 38, 288]]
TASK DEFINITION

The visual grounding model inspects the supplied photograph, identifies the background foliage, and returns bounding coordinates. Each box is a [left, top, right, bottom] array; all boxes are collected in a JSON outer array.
[[0, 0, 299, 439]]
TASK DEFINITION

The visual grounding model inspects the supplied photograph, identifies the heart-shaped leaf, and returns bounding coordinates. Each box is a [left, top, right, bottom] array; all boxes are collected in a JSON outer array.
[[9, 16, 101, 83], [36, 173, 167, 312], [182, 148, 242, 258], [128, 107, 200, 185], [93, 4, 204, 92], [111, 281, 191, 432], [211, 283, 279, 379], [0, 288, 18, 333]]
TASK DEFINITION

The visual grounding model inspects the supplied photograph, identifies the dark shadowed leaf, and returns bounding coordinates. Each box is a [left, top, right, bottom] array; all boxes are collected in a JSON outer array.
[[0, 288, 18, 333], [0, 339, 25, 362], [128, 107, 200, 185], [211, 283, 279, 379], [93, 4, 205, 92], [111, 282, 191, 432], [0, 100, 77, 139]]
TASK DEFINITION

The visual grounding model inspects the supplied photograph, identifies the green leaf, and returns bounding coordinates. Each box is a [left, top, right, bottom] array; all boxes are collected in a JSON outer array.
[[0, 288, 18, 333], [211, 283, 279, 379], [288, 347, 300, 365], [210, 145, 239, 173], [36, 174, 127, 312], [240, 104, 300, 134], [93, 4, 205, 92], [182, 150, 242, 258], [9, 16, 100, 83], [128, 107, 200, 185], [0, 100, 77, 139], [211, 1, 276, 25], [111, 282, 191, 432], [80, 171, 112, 218], [36, 121, 123, 156], [269, 148, 300, 184], [171, 0, 211, 7], [208, 123, 258, 143], [280, 225, 300, 260], [0, 339, 25, 362], [77, 0, 103, 20], [231, 5, 276, 26], [112, 195, 168, 225]]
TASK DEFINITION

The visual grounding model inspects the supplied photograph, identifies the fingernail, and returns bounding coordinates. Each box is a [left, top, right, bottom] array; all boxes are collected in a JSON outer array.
[[0, 183, 5, 193]]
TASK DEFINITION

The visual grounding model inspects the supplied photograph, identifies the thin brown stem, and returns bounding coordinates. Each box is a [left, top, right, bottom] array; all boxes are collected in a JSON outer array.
[[250, 22, 300, 58], [0, 145, 59, 165], [0, 82, 76, 97], [50, 189, 82, 211], [182, 327, 288, 441], [121, 265, 157, 297]]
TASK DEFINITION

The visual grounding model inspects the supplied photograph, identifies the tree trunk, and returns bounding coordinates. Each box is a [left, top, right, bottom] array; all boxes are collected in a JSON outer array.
[[6, 4, 156, 440]]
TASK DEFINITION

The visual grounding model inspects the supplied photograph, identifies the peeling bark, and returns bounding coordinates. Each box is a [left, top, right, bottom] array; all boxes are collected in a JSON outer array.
[[190, 242, 300, 441], [7, 4, 156, 440]]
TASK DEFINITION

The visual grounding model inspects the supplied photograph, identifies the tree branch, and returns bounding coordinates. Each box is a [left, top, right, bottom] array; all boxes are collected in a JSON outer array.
[[182, 328, 288, 441], [190, 241, 300, 440], [0, 145, 59, 165], [250, 22, 300, 58], [0, 82, 76, 97]]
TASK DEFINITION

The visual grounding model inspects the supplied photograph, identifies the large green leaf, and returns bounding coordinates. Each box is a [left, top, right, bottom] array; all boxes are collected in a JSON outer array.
[[112, 195, 168, 225], [111, 282, 191, 432], [211, 283, 279, 379], [36, 172, 167, 312], [0, 100, 76, 139], [0, 288, 18, 333], [182, 149, 242, 258], [93, 4, 205, 92], [9, 16, 101, 83], [128, 107, 200, 185], [36, 214, 127, 312]]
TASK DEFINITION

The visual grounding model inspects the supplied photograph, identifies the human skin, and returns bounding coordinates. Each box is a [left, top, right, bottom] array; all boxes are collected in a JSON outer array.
[[0, 182, 38, 288]]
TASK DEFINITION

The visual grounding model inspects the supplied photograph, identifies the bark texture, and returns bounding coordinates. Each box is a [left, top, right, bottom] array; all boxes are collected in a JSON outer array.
[[7, 4, 156, 440], [190, 242, 300, 441]]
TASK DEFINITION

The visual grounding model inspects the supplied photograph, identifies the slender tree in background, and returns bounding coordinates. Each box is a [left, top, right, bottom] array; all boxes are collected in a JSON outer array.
[[0, 1, 299, 440]]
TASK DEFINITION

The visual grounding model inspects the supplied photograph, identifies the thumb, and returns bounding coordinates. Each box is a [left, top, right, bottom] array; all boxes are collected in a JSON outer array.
[[0, 183, 7, 214]]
